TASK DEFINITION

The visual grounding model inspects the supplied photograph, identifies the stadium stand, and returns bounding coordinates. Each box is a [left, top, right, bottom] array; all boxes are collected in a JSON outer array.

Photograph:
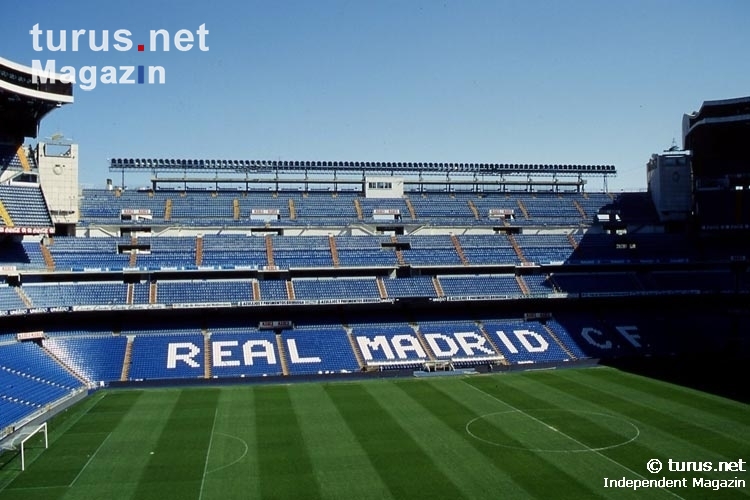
[[292, 278, 380, 302], [0, 286, 26, 310], [3, 86, 750, 440], [383, 276, 437, 298], [283, 325, 360, 375], [209, 327, 283, 378], [79, 189, 620, 228], [0, 185, 53, 229], [481, 318, 572, 364], [439, 275, 522, 297], [156, 280, 252, 304], [127, 331, 205, 380], [0, 341, 84, 430], [350, 323, 428, 368], [415, 320, 503, 366], [0, 145, 25, 170], [43, 335, 128, 384]]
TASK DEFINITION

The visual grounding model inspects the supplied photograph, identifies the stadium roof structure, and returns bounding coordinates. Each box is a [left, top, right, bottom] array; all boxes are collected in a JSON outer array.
[[110, 158, 616, 176], [111, 158, 617, 192], [682, 96, 750, 179], [0, 56, 74, 140], [683, 96, 750, 131]]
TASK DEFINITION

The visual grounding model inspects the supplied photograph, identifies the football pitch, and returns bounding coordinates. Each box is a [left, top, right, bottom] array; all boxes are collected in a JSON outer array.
[[0, 367, 747, 499]]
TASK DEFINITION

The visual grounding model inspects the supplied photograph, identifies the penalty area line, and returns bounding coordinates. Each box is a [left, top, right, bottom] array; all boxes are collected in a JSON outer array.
[[69, 431, 113, 487], [462, 380, 685, 500]]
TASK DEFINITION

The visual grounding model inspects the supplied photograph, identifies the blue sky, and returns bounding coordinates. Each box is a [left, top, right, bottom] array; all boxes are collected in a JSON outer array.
[[2, 0, 748, 190]]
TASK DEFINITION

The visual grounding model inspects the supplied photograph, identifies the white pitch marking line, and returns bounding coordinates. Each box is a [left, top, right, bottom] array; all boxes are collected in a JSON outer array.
[[463, 380, 685, 500], [198, 407, 218, 500], [206, 432, 249, 474], [465, 410, 640, 453], [69, 431, 112, 487]]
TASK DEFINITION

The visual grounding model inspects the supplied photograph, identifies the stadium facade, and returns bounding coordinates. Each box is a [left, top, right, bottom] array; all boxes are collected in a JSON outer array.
[[1, 54, 748, 441]]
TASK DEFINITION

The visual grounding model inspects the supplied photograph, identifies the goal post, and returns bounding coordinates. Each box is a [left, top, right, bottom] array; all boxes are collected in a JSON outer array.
[[17, 422, 49, 471], [423, 360, 453, 372]]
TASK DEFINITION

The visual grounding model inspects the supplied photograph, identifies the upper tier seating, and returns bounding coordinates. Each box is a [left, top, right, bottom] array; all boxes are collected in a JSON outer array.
[[383, 276, 437, 298], [0, 184, 53, 228], [0, 145, 24, 170], [0, 242, 46, 269], [24, 282, 128, 307], [157, 280, 253, 304], [439, 275, 521, 297], [456, 234, 519, 265], [292, 278, 380, 301], [0, 286, 26, 310], [47, 236, 131, 270], [79, 189, 612, 227], [514, 234, 575, 264]]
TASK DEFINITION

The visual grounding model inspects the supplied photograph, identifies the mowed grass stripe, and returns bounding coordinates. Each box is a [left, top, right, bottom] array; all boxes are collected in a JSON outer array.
[[131, 388, 219, 500], [59, 389, 182, 500], [372, 380, 520, 498], [383, 379, 534, 499], [288, 383, 394, 500], [325, 382, 464, 499], [2, 391, 140, 499], [2, 369, 746, 500], [200, 387, 261, 500], [549, 370, 749, 459], [463, 377, 693, 500], [478, 372, 658, 450], [395, 377, 604, 499], [254, 385, 322, 500], [578, 368, 750, 438], [471, 372, 704, 487], [466, 375, 642, 448], [530, 370, 750, 490]]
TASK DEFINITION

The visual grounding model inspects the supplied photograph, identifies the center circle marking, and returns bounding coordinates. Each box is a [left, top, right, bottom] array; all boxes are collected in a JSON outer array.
[[465, 409, 640, 453]]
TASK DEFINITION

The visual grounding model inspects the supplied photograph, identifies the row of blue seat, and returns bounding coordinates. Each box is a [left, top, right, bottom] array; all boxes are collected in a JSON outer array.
[[5, 269, 748, 310], [79, 189, 608, 225], [0, 185, 53, 228], [39, 233, 583, 271]]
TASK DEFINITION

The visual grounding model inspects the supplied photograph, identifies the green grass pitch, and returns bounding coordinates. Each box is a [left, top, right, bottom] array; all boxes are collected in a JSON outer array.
[[0, 367, 747, 499]]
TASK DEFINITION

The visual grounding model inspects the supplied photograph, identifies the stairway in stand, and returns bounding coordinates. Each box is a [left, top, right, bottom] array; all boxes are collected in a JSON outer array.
[[515, 275, 530, 296], [432, 276, 445, 297], [203, 329, 212, 379], [275, 333, 290, 376], [450, 234, 469, 266], [344, 324, 365, 371], [265, 235, 275, 267], [507, 234, 527, 264], [543, 324, 577, 360], [195, 235, 204, 266], [120, 336, 134, 381], [476, 322, 509, 366], [328, 235, 340, 267], [41, 244, 55, 271]]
